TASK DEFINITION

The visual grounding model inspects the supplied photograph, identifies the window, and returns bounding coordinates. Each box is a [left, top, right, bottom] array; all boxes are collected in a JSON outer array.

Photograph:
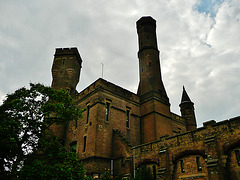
[[111, 159, 114, 176], [126, 110, 130, 128], [105, 102, 110, 122], [83, 136, 87, 152], [196, 156, 202, 171], [180, 160, 185, 173], [86, 105, 90, 124], [62, 58, 66, 66], [235, 149, 240, 166], [70, 141, 77, 153]]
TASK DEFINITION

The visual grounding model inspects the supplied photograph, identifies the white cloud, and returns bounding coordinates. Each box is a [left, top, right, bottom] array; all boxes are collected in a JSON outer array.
[[0, 0, 239, 127]]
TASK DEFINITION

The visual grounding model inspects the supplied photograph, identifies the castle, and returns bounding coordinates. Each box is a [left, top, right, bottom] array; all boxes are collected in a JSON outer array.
[[50, 17, 240, 179]]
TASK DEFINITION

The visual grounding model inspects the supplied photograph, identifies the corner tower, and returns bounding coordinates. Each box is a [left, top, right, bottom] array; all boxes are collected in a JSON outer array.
[[179, 86, 197, 131], [137, 17, 172, 143], [51, 47, 82, 92], [50, 47, 82, 141]]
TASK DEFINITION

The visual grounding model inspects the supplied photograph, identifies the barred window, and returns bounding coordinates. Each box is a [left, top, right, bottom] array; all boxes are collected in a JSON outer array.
[[196, 156, 202, 171], [180, 160, 185, 173], [105, 102, 110, 122], [86, 105, 90, 124], [126, 110, 130, 128]]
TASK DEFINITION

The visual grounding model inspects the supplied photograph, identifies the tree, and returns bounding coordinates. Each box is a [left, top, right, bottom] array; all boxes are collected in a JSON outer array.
[[0, 83, 83, 179], [18, 134, 86, 180]]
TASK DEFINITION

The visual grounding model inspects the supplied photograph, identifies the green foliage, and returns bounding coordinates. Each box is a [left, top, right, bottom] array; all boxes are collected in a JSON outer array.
[[134, 165, 153, 180], [18, 134, 85, 180], [0, 83, 83, 179], [101, 169, 111, 180]]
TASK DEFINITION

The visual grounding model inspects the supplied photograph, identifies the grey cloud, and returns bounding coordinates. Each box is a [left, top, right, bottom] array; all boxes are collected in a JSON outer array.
[[0, 0, 240, 128]]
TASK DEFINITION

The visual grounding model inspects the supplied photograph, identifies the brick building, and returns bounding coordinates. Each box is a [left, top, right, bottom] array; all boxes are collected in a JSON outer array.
[[50, 16, 240, 179]]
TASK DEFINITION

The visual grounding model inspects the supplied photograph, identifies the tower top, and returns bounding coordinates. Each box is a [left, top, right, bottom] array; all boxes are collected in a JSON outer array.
[[136, 16, 156, 30], [55, 47, 82, 67], [136, 16, 158, 52], [180, 86, 193, 104], [51, 47, 82, 91]]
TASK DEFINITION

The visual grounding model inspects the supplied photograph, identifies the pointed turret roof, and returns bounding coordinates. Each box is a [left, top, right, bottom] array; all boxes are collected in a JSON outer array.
[[181, 86, 192, 103]]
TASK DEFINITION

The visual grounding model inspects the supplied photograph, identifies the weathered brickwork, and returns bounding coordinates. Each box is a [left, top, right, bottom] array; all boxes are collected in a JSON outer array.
[[49, 16, 239, 179], [60, 78, 141, 174], [171, 113, 187, 135], [133, 118, 240, 179], [51, 47, 82, 91]]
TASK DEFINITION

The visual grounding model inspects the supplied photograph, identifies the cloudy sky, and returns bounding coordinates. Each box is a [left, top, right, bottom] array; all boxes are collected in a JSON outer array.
[[1, 0, 240, 127]]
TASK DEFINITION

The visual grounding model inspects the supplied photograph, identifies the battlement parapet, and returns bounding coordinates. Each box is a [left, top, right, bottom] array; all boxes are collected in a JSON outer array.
[[132, 115, 240, 156], [54, 47, 82, 65], [76, 78, 140, 104]]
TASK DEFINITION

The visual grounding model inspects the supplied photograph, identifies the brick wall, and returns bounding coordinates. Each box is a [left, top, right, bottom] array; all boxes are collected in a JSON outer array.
[[133, 117, 240, 180], [64, 78, 141, 175]]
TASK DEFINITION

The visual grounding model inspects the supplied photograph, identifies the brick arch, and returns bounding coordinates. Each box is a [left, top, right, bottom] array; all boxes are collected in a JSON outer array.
[[136, 159, 159, 168], [223, 138, 240, 154], [172, 151, 208, 180], [172, 149, 206, 164]]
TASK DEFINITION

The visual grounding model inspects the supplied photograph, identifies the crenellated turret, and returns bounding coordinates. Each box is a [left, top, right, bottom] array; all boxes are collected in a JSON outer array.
[[51, 47, 82, 92]]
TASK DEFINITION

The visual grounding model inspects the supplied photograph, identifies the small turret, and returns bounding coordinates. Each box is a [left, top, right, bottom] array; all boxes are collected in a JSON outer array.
[[179, 86, 197, 131], [51, 47, 82, 92]]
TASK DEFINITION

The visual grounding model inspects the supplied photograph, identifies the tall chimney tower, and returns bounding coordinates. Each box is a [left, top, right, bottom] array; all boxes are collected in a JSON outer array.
[[137, 17, 172, 143], [137, 17, 168, 103]]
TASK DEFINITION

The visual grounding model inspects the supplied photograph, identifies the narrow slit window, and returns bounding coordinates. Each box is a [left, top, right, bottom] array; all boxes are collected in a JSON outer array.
[[62, 59, 66, 66], [180, 160, 185, 173], [111, 159, 114, 176], [126, 110, 130, 128], [196, 156, 202, 171], [83, 136, 87, 152], [86, 105, 90, 124], [105, 102, 110, 122]]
